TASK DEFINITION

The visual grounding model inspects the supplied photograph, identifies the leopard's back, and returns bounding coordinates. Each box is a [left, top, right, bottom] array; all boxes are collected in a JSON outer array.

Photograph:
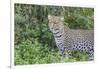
[[64, 28, 94, 59]]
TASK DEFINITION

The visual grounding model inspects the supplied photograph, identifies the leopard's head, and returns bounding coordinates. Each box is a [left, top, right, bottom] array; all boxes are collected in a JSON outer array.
[[48, 15, 64, 33]]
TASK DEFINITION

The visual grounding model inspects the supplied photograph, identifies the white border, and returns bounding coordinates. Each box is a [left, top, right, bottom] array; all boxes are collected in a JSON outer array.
[[11, 0, 14, 69], [0, 0, 10, 69], [14, 0, 95, 8], [11, 0, 96, 69]]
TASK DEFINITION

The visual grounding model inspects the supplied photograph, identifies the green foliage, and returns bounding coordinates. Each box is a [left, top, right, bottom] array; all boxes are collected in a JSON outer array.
[[15, 39, 60, 65], [14, 4, 94, 65], [64, 7, 94, 30]]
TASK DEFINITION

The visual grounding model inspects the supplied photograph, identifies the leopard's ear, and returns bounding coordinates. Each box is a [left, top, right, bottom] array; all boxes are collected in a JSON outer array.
[[60, 16, 64, 21], [48, 15, 52, 20]]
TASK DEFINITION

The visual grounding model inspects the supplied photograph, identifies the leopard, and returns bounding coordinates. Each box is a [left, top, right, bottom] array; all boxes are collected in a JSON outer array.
[[48, 15, 94, 61]]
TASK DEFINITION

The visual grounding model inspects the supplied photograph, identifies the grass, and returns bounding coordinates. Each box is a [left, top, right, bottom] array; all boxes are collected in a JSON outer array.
[[15, 39, 90, 65]]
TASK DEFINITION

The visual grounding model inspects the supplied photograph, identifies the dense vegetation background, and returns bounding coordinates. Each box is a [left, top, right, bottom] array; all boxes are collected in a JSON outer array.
[[15, 4, 94, 65]]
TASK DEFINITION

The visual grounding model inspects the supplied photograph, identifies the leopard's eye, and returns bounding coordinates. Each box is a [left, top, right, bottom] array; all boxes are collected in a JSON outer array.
[[49, 20, 52, 23]]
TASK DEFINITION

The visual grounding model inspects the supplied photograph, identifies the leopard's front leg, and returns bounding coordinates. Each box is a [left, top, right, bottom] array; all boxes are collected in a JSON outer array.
[[59, 47, 65, 62]]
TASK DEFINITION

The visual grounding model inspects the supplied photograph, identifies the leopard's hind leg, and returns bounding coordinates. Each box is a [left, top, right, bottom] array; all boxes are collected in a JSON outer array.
[[88, 49, 94, 60]]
